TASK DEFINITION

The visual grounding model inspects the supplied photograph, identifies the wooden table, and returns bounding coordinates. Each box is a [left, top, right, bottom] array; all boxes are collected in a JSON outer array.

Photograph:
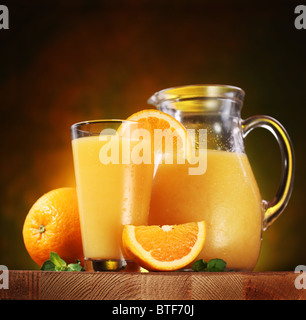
[[0, 271, 305, 300]]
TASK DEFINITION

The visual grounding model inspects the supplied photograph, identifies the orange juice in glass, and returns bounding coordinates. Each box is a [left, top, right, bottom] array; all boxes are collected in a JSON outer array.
[[148, 85, 295, 271], [71, 120, 154, 271]]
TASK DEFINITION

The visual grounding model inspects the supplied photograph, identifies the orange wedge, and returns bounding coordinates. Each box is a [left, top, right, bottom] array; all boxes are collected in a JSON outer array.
[[126, 109, 192, 161], [122, 221, 206, 271]]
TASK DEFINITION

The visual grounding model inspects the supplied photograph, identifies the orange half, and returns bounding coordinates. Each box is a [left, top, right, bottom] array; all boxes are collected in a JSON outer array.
[[126, 109, 193, 161], [122, 221, 206, 271]]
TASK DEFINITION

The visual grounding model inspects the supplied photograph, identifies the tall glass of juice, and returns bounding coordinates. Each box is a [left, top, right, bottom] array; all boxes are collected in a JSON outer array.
[[71, 120, 154, 271]]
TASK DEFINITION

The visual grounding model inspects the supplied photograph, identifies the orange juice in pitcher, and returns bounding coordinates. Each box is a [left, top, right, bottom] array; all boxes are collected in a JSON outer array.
[[147, 85, 295, 271]]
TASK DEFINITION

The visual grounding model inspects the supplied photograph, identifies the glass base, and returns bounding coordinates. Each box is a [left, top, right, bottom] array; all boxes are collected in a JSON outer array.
[[84, 258, 141, 272]]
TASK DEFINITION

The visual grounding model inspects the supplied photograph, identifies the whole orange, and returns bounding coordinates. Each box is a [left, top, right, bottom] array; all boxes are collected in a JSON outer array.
[[23, 187, 84, 267]]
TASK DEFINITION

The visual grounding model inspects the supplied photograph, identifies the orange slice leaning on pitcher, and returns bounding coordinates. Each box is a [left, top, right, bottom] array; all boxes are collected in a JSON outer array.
[[122, 221, 206, 271], [126, 109, 193, 161]]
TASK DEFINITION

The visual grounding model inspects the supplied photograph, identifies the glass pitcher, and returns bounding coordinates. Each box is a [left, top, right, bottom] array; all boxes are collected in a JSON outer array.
[[147, 84, 295, 271]]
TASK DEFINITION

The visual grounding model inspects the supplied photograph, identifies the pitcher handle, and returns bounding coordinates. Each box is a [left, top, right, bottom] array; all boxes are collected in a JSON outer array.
[[242, 115, 295, 231]]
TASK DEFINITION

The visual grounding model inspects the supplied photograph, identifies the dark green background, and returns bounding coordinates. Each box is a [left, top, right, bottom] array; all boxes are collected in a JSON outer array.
[[0, 0, 305, 271]]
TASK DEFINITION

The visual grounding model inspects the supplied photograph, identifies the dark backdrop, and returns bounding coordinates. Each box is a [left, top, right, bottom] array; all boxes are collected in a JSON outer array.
[[0, 0, 305, 271]]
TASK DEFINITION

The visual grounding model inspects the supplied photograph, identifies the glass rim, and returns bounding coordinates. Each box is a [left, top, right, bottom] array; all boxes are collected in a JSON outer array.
[[70, 119, 141, 139], [71, 119, 138, 130], [148, 84, 245, 106]]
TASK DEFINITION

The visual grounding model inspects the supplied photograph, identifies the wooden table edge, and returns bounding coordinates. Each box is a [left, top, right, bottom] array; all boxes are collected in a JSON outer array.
[[0, 270, 305, 300]]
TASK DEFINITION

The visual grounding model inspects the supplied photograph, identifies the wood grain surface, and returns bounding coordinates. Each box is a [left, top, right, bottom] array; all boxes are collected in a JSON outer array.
[[0, 271, 305, 300]]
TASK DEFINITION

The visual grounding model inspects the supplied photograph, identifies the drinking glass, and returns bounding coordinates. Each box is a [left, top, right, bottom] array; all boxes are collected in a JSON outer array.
[[71, 120, 154, 271]]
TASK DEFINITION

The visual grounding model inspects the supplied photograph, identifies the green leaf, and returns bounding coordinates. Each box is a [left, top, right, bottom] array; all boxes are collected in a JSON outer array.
[[192, 258, 227, 272], [206, 258, 226, 272], [41, 260, 56, 271], [67, 263, 84, 271], [192, 259, 207, 272], [49, 252, 67, 269], [40, 252, 85, 271]]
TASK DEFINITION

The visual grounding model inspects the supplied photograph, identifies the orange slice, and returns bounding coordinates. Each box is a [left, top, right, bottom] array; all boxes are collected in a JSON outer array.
[[126, 109, 192, 161], [122, 221, 206, 271]]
